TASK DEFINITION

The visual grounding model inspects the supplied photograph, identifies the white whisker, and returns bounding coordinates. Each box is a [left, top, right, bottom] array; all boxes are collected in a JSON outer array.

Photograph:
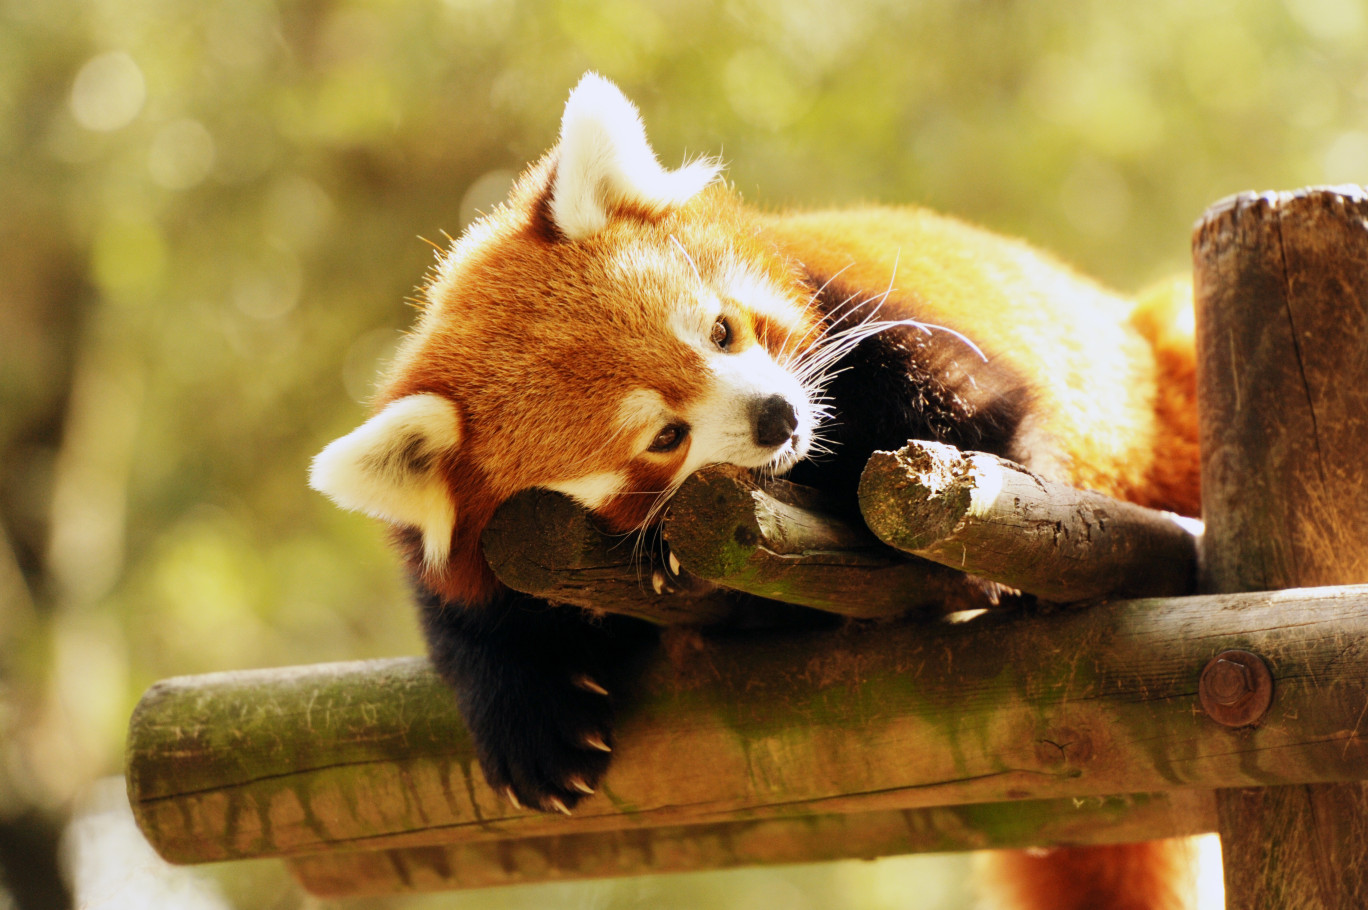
[[669, 235, 704, 285]]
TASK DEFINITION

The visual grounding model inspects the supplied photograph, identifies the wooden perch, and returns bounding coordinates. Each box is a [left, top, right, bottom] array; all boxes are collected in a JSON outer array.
[[127, 584, 1368, 867], [484, 468, 1017, 625], [484, 452, 1202, 627], [662, 464, 1015, 618], [859, 441, 1200, 601], [288, 792, 1216, 896]]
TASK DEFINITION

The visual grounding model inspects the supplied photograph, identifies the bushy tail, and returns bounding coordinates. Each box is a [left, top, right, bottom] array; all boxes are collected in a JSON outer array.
[[980, 838, 1205, 910], [1125, 277, 1201, 518]]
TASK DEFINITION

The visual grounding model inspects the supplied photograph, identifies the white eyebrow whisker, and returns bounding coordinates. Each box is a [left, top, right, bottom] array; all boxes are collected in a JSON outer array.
[[669, 234, 704, 285]]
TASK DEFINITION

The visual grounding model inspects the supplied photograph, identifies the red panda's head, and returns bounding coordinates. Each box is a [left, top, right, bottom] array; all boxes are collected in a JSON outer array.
[[311, 74, 821, 603]]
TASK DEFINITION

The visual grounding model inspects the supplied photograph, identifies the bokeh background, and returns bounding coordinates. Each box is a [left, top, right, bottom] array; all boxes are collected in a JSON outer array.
[[2, 0, 1365, 907]]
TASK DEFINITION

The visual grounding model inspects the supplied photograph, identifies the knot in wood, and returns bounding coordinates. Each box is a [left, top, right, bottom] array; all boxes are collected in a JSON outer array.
[[1032, 727, 1093, 770], [1199, 650, 1273, 727]]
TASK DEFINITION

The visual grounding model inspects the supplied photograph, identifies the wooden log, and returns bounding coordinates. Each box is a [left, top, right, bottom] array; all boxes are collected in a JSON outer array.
[[126, 585, 1368, 866], [1194, 185, 1368, 909], [481, 488, 735, 625], [286, 791, 1216, 896], [858, 441, 1200, 601], [662, 464, 1012, 618], [486, 455, 1207, 625]]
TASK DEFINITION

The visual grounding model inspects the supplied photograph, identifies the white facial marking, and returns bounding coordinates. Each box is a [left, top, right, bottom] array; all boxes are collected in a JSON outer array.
[[671, 293, 723, 353], [722, 261, 806, 340], [546, 471, 626, 510], [309, 393, 460, 572], [615, 389, 670, 438], [674, 345, 813, 484]]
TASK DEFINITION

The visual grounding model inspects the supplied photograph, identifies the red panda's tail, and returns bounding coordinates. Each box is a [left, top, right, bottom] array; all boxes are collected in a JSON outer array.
[[981, 838, 1203, 910]]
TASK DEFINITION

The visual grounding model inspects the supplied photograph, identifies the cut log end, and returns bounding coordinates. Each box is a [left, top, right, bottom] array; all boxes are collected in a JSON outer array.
[[858, 444, 972, 552]]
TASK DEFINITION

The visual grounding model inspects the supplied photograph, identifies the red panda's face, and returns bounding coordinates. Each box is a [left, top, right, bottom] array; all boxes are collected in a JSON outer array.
[[400, 211, 818, 531], [310, 74, 820, 601]]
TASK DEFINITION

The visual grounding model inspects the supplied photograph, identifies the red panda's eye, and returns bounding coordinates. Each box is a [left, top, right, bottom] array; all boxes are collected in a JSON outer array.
[[710, 316, 732, 350], [648, 423, 689, 453]]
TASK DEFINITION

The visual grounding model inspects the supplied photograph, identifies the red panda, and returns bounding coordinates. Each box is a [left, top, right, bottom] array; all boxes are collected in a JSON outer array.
[[310, 73, 1203, 909]]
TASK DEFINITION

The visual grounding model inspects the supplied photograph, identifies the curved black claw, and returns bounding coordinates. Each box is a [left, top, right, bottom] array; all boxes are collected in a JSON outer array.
[[416, 586, 655, 812]]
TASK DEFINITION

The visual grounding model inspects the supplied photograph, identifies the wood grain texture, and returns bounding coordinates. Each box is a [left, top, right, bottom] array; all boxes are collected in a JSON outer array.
[[127, 585, 1368, 866], [1194, 184, 1368, 909], [482, 488, 735, 625], [286, 792, 1216, 896], [662, 464, 1011, 618]]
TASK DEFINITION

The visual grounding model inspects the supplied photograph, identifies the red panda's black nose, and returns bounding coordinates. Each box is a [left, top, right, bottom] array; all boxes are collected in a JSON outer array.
[[753, 395, 799, 448]]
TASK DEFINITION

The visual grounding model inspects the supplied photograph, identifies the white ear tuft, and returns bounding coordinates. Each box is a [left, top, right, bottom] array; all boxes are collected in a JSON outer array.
[[550, 73, 721, 239], [310, 393, 461, 570]]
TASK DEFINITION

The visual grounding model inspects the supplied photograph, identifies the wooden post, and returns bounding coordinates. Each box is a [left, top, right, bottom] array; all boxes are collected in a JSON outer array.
[[1194, 186, 1368, 908]]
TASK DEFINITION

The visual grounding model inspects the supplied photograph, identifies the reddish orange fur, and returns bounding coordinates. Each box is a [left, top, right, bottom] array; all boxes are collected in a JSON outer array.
[[377, 161, 824, 603], [757, 208, 1197, 516], [985, 841, 1201, 910], [364, 98, 1202, 908]]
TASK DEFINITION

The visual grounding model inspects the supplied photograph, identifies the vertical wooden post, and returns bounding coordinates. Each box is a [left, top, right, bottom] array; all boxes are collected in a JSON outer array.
[[1194, 186, 1368, 909]]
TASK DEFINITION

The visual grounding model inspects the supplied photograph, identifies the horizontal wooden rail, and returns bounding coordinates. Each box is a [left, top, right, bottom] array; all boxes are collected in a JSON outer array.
[[128, 584, 1368, 866]]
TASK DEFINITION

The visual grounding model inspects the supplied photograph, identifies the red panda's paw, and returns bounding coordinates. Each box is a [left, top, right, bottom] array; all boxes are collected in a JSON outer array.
[[465, 665, 619, 815], [416, 590, 658, 815]]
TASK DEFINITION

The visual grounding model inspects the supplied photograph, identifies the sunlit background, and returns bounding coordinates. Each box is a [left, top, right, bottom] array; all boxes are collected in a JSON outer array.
[[2, 0, 1365, 906]]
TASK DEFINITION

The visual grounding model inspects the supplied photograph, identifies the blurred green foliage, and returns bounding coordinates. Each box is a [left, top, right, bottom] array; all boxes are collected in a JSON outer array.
[[1, 0, 1365, 906]]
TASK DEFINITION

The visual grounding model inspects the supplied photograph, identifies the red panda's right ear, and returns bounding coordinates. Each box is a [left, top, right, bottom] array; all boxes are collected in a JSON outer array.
[[310, 393, 460, 570], [549, 72, 720, 240]]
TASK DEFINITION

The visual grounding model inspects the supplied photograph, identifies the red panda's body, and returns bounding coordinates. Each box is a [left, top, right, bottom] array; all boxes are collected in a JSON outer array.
[[312, 74, 1203, 909]]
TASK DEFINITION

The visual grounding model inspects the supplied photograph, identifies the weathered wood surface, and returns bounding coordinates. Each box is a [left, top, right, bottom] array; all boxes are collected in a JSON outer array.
[[127, 585, 1368, 866], [1194, 185, 1368, 909], [482, 488, 735, 625], [859, 441, 1200, 601], [486, 455, 1204, 627], [287, 791, 1216, 896], [662, 464, 1013, 618]]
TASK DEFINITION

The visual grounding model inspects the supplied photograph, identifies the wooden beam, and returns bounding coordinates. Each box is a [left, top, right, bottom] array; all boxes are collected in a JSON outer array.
[[1194, 185, 1368, 908], [858, 440, 1199, 601], [126, 585, 1368, 866], [286, 792, 1216, 896]]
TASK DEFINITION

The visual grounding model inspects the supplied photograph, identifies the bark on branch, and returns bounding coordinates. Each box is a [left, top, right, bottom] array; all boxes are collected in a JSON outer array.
[[858, 441, 1200, 601], [482, 487, 735, 625], [485, 450, 1202, 626], [661, 465, 1018, 618]]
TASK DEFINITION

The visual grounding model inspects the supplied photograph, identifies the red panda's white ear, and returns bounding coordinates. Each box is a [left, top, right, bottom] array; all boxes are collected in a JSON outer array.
[[550, 72, 720, 239], [310, 393, 460, 569]]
